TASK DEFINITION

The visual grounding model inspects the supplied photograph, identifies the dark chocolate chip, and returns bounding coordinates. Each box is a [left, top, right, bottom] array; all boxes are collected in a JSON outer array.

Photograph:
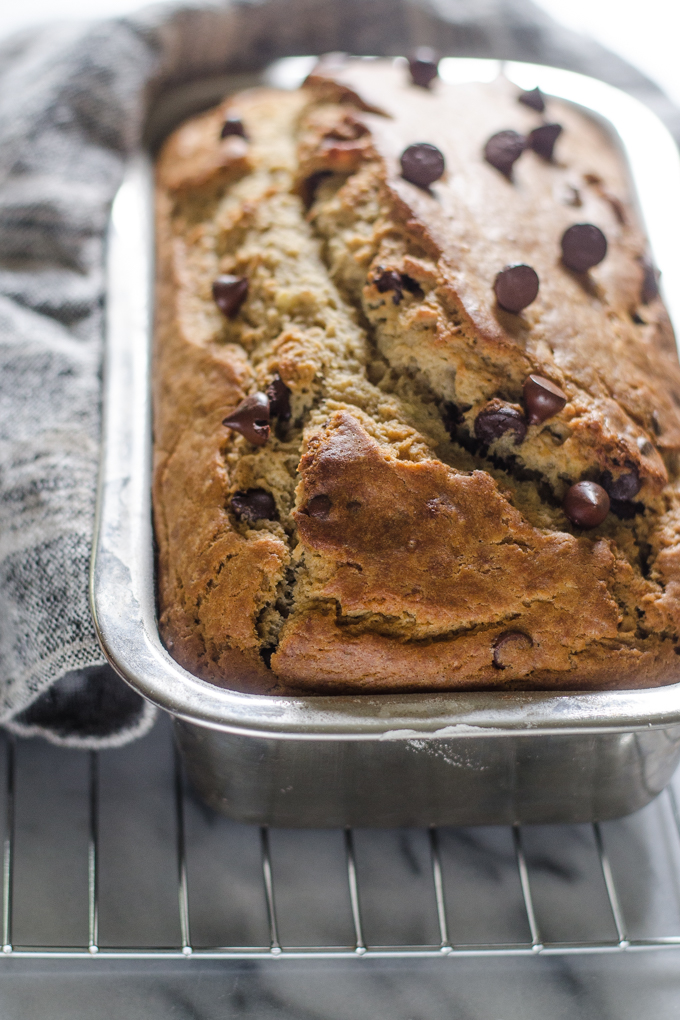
[[221, 115, 247, 139], [222, 392, 270, 446], [563, 481, 610, 528], [652, 411, 663, 436], [301, 170, 333, 208], [609, 498, 643, 520], [493, 264, 539, 314], [523, 374, 567, 425], [484, 130, 526, 178], [266, 374, 291, 421], [442, 400, 472, 437], [600, 467, 641, 502], [474, 401, 527, 446], [527, 122, 562, 161], [493, 631, 533, 669], [518, 87, 545, 113], [637, 436, 655, 457], [306, 494, 332, 519], [408, 47, 439, 88], [561, 223, 607, 273], [213, 275, 249, 318], [400, 274, 423, 296], [374, 268, 404, 304], [640, 255, 660, 304], [231, 489, 277, 523], [400, 142, 445, 189]]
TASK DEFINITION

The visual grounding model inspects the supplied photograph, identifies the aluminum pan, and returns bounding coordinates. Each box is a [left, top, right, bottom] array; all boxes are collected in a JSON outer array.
[[91, 59, 680, 740]]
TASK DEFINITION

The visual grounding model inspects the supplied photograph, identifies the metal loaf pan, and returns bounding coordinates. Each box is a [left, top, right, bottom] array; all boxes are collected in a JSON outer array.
[[91, 59, 680, 828]]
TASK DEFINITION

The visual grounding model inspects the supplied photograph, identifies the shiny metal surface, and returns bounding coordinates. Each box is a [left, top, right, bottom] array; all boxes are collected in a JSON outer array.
[[91, 60, 680, 826], [6, 717, 680, 961]]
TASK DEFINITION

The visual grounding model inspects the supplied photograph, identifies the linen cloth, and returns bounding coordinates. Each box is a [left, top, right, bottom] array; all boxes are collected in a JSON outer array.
[[0, 0, 676, 747]]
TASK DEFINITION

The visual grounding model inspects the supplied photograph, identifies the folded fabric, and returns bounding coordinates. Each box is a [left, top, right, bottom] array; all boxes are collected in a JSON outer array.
[[0, 0, 676, 747]]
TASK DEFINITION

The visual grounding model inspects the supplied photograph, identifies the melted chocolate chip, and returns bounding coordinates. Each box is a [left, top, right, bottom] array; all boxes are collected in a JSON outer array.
[[563, 481, 610, 528], [518, 87, 545, 113], [301, 170, 333, 208], [213, 275, 249, 318], [609, 498, 643, 520], [600, 467, 641, 502], [400, 274, 423, 296], [484, 130, 526, 178], [640, 255, 660, 304], [442, 401, 472, 438], [221, 115, 247, 139], [523, 374, 567, 425], [493, 631, 533, 669], [266, 375, 291, 421], [493, 264, 539, 314], [400, 143, 445, 189], [474, 401, 527, 446], [222, 392, 270, 446], [408, 47, 439, 88], [527, 123, 562, 161], [306, 494, 332, 519], [561, 224, 607, 273], [374, 268, 404, 304], [231, 489, 277, 523]]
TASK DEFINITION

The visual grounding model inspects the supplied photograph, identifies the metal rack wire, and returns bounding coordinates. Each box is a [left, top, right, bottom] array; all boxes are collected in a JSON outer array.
[[3, 728, 680, 961]]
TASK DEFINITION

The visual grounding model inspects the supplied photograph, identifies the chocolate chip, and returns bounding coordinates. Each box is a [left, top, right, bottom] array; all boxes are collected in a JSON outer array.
[[306, 494, 332, 519], [474, 401, 527, 446], [222, 392, 270, 446], [374, 267, 403, 304], [640, 255, 660, 304], [637, 436, 654, 457], [442, 401, 472, 438], [563, 481, 610, 528], [231, 489, 277, 523], [493, 631, 533, 669], [600, 467, 641, 502], [221, 115, 247, 139], [523, 374, 567, 425], [400, 274, 423, 296], [527, 123, 562, 161], [213, 275, 249, 318], [266, 375, 291, 421], [493, 264, 539, 314], [560, 224, 607, 273], [484, 130, 526, 178], [301, 170, 333, 208], [408, 47, 439, 88], [609, 498, 642, 520], [518, 87, 545, 113], [400, 142, 445, 189]]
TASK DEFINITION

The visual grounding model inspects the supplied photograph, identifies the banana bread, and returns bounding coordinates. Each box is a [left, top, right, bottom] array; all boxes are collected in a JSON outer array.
[[153, 57, 680, 694]]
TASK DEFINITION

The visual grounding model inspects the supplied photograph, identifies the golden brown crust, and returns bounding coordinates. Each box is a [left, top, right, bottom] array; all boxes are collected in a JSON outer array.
[[153, 62, 680, 694]]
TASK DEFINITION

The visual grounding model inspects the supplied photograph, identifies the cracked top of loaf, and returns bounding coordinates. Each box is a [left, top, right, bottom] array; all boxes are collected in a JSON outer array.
[[153, 57, 680, 694]]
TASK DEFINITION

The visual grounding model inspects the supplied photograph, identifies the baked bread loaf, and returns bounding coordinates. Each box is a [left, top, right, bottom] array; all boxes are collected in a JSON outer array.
[[153, 56, 680, 694]]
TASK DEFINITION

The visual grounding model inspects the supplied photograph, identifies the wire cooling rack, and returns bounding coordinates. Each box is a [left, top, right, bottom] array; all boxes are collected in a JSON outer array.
[[3, 715, 680, 961]]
